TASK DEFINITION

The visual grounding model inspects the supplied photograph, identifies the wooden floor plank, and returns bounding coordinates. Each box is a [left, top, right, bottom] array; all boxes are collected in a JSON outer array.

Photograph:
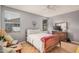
[[20, 41, 78, 53]]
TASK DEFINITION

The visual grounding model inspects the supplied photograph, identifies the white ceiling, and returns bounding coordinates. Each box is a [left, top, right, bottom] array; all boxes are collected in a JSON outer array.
[[5, 5, 79, 17]]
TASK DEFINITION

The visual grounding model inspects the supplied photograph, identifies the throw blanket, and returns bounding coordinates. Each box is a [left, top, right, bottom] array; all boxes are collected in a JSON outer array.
[[41, 36, 53, 43]]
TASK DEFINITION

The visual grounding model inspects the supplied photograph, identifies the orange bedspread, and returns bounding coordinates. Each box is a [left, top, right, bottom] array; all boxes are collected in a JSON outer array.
[[41, 35, 60, 52]]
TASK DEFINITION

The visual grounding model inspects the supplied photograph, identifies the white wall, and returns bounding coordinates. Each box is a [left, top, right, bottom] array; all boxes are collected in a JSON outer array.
[[50, 10, 79, 42], [2, 6, 79, 42]]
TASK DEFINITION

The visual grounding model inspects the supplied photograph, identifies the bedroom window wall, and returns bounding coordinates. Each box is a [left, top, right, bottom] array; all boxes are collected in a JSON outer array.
[[4, 10, 21, 33], [0, 5, 21, 41], [0, 6, 21, 33], [42, 19, 48, 31]]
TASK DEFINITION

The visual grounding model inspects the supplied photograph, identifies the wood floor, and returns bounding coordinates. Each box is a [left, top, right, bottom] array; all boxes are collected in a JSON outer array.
[[21, 42, 39, 53], [49, 42, 78, 53], [20, 41, 78, 53]]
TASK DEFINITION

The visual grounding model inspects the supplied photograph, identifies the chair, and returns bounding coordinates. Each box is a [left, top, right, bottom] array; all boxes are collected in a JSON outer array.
[[0, 29, 16, 53]]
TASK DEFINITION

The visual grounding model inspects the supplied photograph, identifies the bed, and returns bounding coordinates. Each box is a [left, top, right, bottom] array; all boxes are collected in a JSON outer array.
[[26, 29, 60, 53]]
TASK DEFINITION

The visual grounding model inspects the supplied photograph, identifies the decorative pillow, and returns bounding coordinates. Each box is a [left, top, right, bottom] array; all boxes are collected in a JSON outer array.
[[76, 46, 79, 53], [4, 35, 13, 41], [4, 34, 13, 45], [27, 29, 41, 34], [2, 41, 8, 47], [12, 40, 18, 44]]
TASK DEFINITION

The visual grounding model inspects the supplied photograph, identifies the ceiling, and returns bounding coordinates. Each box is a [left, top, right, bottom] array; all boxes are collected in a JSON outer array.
[[5, 5, 79, 17]]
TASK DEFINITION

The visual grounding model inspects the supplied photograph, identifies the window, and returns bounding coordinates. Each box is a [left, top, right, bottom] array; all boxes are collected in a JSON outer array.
[[42, 20, 48, 31], [4, 10, 21, 32]]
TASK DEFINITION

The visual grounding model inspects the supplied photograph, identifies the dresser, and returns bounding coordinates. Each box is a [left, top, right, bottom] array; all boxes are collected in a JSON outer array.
[[52, 31, 67, 42]]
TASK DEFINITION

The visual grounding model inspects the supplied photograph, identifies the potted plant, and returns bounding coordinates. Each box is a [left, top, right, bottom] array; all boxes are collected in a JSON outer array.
[[0, 35, 5, 41]]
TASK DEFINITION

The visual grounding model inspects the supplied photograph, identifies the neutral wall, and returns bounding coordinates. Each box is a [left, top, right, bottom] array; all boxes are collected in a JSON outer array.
[[50, 10, 79, 42], [1, 6, 44, 41], [1, 6, 79, 42]]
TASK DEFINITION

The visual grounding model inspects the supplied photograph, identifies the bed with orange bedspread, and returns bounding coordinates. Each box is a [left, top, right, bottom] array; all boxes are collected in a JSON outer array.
[[26, 29, 60, 53], [41, 35, 60, 52]]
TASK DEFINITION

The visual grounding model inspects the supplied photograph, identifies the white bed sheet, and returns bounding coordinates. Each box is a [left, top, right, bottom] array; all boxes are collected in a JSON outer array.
[[27, 33, 52, 52]]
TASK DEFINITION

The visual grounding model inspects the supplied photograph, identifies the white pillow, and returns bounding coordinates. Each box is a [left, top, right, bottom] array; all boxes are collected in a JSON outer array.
[[4, 34, 13, 42], [27, 29, 41, 34], [12, 40, 18, 44]]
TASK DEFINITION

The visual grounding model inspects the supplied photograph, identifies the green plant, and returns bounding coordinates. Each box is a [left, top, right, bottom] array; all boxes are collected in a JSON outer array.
[[0, 35, 5, 41]]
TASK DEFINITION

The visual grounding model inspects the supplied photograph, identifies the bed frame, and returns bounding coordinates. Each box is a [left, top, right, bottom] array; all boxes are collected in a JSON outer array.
[[25, 29, 61, 53], [44, 35, 61, 52]]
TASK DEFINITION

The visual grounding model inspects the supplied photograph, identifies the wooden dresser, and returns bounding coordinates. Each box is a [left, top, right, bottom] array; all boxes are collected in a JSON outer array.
[[52, 31, 67, 42]]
